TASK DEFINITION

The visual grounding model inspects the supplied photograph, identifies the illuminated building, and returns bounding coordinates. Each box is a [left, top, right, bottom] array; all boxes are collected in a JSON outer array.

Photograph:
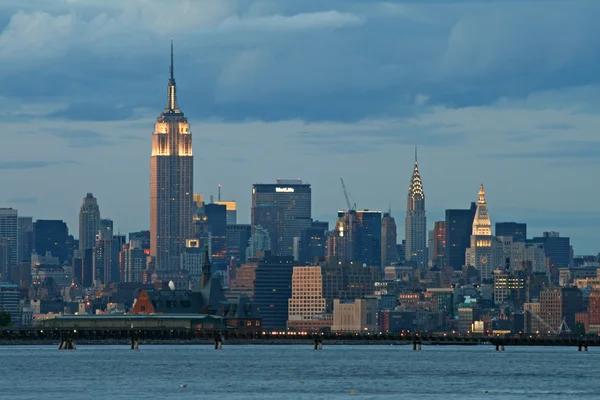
[[215, 201, 237, 225], [150, 40, 194, 274], [328, 210, 382, 266], [540, 287, 582, 333], [405, 149, 427, 267], [251, 179, 311, 257], [121, 240, 146, 283], [465, 185, 494, 280], [93, 227, 113, 285], [287, 266, 332, 332], [78, 193, 100, 252]]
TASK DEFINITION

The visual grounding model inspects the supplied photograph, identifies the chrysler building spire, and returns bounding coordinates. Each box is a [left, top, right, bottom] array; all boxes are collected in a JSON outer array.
[[405, 147, 427, 267]]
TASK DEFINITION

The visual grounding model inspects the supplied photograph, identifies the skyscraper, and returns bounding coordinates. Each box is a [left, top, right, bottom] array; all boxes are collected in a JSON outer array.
[[405, 149, 427, 267], [79, 193, 100, 252], [251, 179, 311, 257], [445, 202, 477, 270], [0, 209, 18, 269], [431, 221, 446, 269], [150, 40, 194, 273], [465, 185, 494, 280], [17, 216, 33, 263], [496, 222, 527, 242], [356, 210, 382, 267], [381, 212, 397, 267], [33, 220, 69, 264]]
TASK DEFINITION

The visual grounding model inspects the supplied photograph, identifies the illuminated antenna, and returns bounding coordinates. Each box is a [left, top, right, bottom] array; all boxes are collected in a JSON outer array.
[[170, 37, 174, 80]]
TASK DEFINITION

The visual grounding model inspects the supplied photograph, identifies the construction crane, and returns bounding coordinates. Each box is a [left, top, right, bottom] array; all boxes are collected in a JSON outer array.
[[340, 178, 356, 211], [524, 308, 572, 335]]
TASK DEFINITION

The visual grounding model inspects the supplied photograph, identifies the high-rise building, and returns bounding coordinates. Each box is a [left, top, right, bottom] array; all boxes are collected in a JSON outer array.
[[215, 201, 237, 225], [79, 193, 100, 252], [466, 185, 494, 280], [431, 221, 446, 269], [100, 218, 113, 233], [17, 216, 33, 263], [251, 179, 311, 257], [129, 230, 150, 251], [381, 213, 397, 268], [356, 210, 382, 267], [203, 203, 227, 271], [93, 227, 113, 285], [300, 221, 329, 264], [0, 239, 12, 282], [246, 226, 271, 260], [150, 41, 194, 273], [287, 266, 331, 332], [530, 232, 572, 269], [495, 222, 527, 242], [328, 210, 358, 263], [121, 240, 146, 283], [405, 150, 427, 267], [445, 202, 477, 270], [540, 287, 582, 333], [226, 224, 251, 267], [33, 220, 69, 264], [0, 209, 18, 270]]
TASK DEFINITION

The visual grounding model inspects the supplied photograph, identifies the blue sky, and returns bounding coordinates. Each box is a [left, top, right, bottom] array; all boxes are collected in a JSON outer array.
[[0, 0, 599, 253]]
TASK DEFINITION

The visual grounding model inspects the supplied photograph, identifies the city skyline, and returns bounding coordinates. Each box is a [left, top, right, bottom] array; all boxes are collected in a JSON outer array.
[[1, 1, 599, 253]]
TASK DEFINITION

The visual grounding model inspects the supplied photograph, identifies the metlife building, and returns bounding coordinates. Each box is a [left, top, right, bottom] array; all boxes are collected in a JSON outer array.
[[251, 179, 312, 258]]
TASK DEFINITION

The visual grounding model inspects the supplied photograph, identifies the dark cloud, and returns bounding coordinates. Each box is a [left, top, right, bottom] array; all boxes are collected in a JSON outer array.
[[48, 103, 134, 121], [0, 160, 79, 170], [43, 129, 114, 148]]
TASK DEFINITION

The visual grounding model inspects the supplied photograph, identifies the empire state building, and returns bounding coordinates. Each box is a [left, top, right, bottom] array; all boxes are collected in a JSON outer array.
[[150, 41, 193, 272]]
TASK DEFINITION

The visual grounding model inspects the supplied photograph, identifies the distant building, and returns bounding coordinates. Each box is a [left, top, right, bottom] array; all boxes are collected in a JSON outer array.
[[299, 221, 328, 264], [93, 228, 113, 285], [331, 298, 378, 333], [530, 232, 572, 269], [121, 240, 146, 283], [356, 210, 382, 267], [465, 185, 494, 280], [129, 230, 150, 250], [495, 222, 527, 242], [430, 221, 446, 269], [0, 209, 18, 272], [0, 239, 12, 282], [150, 42, 194, 274], [226, 224, 251, 267], [193, 203, 227, 272], [33, 220, 69, 264], [229, 253, 294, 330], [252, 179, 311, 257], [381, 213, 397, 268], [17, 216, 33, 263], [215, 201, 237, 225], [245, 225, 271, 260], [180, 239, 204, 283], [445, 202, 477, 270], [287, 266, 331, 332], [540, 287, 582, 333], [405, 150, 427, 267], [0, 282, 20, 324], [79, 193, 101, 252]]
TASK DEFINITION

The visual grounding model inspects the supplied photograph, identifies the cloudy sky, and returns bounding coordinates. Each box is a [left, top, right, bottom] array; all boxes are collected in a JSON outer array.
[[0, 0, 599, 253]]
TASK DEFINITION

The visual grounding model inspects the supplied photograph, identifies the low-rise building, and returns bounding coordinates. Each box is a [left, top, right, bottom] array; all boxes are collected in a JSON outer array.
[[331, 297, 378, 333]]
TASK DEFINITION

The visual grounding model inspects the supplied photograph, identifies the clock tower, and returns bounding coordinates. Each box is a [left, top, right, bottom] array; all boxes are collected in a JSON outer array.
[[465, 184, 494, 280]]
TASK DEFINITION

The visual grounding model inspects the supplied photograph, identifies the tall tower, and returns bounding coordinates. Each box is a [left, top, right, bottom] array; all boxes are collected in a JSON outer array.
[[381, 212, 397, 268], [150, 40, 194, 273], [466, 184, 494, 280], [79, 193, 100, 252], [405, 148, 427, 267]]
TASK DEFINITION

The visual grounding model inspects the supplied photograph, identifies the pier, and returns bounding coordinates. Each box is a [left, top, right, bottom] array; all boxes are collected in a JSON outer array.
[[2, 327, 600, 349]]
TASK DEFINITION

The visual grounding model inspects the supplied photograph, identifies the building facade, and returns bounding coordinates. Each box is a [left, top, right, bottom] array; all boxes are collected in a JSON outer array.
[[287, 266, 331, 331], [0, 208, 18, 271], [495, 222, 527, 242], [405, 151, 427, 267], [150, 41, 194, 273], [381, 212, 397, 268], [79, 193, 101, 252], [445, 202, 477, 270], [17, 216, 33, 263], [465, 185, 494, 280], [251, 179, 311, 257], [33, 220, 69, 264], [331, 298, 378, 333]]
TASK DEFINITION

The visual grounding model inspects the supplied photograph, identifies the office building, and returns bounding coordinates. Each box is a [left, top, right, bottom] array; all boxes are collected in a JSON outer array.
[[215, 201, 237, 225], [33, 220, 69, 264], [129, 230, 150, 251], [540, 287, 582, 333], [150, 41, 194, 273], [300, 221, 329, 264], [530, 232, 572, 269], [79, 193, 101, 252], [430, 221, 446, 269], [328, 210, 358, 263], [495, 222, 527, 242], [245, 226, 271, 260], [356, 210, 382, 267], [0, 282, 20, 324], [93, 228, 113, 285], [405, 150, 427, 267], [287, 266, 331, 331], [381, 213, 397, 267], [251, 179, 311, 257], [0, 239, 12, 282], [466, 185, 494, 280], [226, 224, 251, 267], [17, 216, 33, 263], [331, 298, 378, 333], [445, 202, 477, 270], [180, 239, 204, 282], [0, 209, 18, 270]]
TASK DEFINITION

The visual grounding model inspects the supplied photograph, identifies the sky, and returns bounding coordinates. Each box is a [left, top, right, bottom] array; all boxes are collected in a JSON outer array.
[[0, 0, 599, 254]]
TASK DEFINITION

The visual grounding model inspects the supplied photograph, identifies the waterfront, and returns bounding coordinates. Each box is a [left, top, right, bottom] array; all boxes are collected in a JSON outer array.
[[0, 345, 598, 399]]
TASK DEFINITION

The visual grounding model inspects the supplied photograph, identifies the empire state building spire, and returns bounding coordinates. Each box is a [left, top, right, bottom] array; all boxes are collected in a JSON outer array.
[[165, 38, 180, 113], [405, 146, 427, 266]]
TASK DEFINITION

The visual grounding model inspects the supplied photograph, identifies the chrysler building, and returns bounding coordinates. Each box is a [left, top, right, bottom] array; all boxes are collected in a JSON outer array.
[[405, 148, 427, 267]]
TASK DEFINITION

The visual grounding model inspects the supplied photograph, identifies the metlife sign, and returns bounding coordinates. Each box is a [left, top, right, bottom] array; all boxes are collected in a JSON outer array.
[[275, 187, 295, 193]]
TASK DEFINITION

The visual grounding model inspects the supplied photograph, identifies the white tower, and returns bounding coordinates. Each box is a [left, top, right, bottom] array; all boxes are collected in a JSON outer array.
[[466, 184, 494, 280]]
